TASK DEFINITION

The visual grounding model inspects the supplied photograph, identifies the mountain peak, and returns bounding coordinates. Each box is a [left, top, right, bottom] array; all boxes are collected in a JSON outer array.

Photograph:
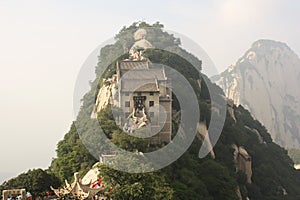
[[252, 39, 289, 50], [243, 39, 298, 62], [213, 39, 300, 148]]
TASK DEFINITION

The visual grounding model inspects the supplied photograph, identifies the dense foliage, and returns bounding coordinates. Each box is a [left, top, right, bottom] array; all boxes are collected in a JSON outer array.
[[44, 22, 300, 199], [0, 169, 60, 198], [49, 123, 97, 182], [98, 164, 173, 200], [2, 22, 300, 200]]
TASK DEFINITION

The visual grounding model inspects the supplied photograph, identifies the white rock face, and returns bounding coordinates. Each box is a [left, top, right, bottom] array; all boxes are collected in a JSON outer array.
[[212, 39, 300, 148]]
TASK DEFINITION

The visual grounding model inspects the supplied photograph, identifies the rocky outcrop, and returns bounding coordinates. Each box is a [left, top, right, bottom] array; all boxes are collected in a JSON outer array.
[[244, 126, 265, 144], [236, 187, 243, 200], [227, 99, 237, 123], [232, 144, 252, 184], [197, 122, 216, 159], [82, 162, 100, 185], [91, 76, 117, 119], [294, 164, 300, 170], [212, 40, 300, 148]]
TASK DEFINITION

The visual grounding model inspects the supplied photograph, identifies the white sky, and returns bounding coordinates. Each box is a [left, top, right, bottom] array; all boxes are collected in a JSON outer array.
[[0, 0, 300, 183]]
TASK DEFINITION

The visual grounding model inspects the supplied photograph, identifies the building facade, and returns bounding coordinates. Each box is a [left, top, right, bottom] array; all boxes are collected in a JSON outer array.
[[116, 59, 172, 144]]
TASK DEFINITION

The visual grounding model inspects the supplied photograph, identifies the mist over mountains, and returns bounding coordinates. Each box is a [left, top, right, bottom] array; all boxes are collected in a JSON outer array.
[[212, 39, 300, 149]]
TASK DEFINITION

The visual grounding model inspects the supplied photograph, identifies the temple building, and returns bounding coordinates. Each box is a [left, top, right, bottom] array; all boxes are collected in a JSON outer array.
[[116, 60, 172, 144], [92, 28, 172, 144], [115, 29, 172, 144], [51, 172, 105, 200]]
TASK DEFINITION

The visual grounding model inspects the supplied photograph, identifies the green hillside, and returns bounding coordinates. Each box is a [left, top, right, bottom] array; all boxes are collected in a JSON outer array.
[[2, 22, 300, 200]]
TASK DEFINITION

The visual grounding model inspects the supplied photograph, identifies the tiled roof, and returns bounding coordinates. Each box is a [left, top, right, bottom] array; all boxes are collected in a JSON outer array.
[[120, 60, 149, 70], [121, 79, 159, 92], [121, 68, 166, 80]]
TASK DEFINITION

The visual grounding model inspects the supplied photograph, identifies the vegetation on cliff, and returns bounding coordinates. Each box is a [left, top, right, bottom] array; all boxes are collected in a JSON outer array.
[[0, 169, 60, 198], [1, 22, 300, 200]]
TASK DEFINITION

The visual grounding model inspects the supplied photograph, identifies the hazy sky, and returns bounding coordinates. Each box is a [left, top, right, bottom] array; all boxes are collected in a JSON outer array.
[[1, 0, 300, 183]]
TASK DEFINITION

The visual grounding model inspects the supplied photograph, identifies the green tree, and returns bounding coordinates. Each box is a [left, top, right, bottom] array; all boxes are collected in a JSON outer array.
[[98, 164, 173, 200], [49, 123, 97, 182], [47, 21, 300, 199], [0, 169, 60, 198]]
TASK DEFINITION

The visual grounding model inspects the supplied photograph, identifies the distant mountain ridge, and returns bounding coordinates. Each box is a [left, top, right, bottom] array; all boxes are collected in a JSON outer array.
[[212, 39, 300, 148]]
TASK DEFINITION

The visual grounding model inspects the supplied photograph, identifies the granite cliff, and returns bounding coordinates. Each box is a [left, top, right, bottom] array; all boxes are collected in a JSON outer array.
[[212, 39, 300, 148]]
